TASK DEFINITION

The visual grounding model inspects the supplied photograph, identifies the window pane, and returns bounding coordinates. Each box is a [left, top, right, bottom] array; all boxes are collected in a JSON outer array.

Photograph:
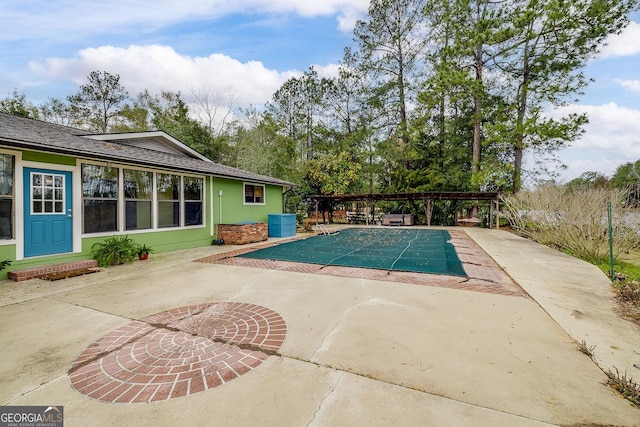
[[0, 199, 12, 239], [82, 164, 118, 198], [158, 201, 179, 228], [184, 177, 202, 200], [157, 174, 180, 200], [124, 169, 153, 199], [245, 185, 254, 203], [245, 184, 264, 203], [185, 202, 202, 226], [0, 154, 14, 196], [125, 200, 152, 230], [84, 200, 117, 233], [254, 186, 264, 203]]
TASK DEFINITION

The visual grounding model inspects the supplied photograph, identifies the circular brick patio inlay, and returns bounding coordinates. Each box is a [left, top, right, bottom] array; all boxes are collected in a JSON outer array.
[[68, 302, 286, 403]]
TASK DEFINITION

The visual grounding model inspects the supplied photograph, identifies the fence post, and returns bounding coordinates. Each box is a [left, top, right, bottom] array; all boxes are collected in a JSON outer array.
[[608, 201, 614, 281]]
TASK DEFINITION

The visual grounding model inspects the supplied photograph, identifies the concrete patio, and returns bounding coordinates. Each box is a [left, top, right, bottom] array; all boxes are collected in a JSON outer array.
[[1, 227, 639, 426]]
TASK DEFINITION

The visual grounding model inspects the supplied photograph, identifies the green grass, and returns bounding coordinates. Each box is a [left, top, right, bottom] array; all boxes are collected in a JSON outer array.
[[594, 259, 640, 325], [596, 259, 640, 282]]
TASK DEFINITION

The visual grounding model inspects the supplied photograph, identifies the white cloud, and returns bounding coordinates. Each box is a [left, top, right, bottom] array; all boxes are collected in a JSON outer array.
[[253, 0, 369, 18], [550, 103, 640, 180], [615, 79, 640, 94], [312, 63, 342, 79], [29, 45, 300, 107], [597, 21, 640, 59], [0, 0, 369, 41]]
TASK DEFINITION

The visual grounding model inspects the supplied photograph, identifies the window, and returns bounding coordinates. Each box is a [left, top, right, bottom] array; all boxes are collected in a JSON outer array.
[[31, 172, 65, 214], [244, 183, 264, 204], [0, 154, 14, 239], [157, 173, 180, 228], [124, 169, 152, 231], [82, 164, 118, 233], [184, 176, 203, 226]]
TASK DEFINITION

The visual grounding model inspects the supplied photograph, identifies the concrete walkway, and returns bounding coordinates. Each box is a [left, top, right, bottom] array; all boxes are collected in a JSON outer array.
[[0, 229, 639, 426], [465, 228, 640, 378]]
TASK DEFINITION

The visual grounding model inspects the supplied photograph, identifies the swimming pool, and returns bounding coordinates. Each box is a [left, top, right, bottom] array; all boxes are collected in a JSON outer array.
[[238, 228, 466, 277]]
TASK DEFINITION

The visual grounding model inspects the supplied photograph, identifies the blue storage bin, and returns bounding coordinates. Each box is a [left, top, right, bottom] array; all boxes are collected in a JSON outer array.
[[268, 214, 296, 237]]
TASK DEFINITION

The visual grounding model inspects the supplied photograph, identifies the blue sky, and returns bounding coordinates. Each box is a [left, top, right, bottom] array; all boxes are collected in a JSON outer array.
[[1, 1, 638, 183]]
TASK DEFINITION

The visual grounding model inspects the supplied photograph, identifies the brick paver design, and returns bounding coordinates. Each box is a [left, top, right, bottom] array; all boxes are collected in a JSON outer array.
[[197, 229, 524, 297], [69, 302, 286, 403]]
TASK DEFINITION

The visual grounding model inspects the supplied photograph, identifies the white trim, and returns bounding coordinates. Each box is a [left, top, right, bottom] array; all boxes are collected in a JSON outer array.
[[19, 160, 81, 259], [152, 169, 158, 230], [180, 175, 185, 227], [79, 161, 207, 236], [0, 149, 19, 251], [209, 176, 214, 236], [118, 168, 124, 232], [27, 171, 66, 215]]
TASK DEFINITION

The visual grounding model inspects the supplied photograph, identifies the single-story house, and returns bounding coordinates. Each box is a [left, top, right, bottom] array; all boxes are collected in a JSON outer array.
[[0, 112, 294, 279]]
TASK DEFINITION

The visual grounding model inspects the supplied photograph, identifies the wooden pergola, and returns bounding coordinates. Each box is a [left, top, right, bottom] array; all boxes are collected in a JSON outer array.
[[309, 191, 502, 229]]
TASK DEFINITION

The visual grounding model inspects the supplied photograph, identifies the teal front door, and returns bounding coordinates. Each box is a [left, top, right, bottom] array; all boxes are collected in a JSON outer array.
[[24, 168, 73, 257]]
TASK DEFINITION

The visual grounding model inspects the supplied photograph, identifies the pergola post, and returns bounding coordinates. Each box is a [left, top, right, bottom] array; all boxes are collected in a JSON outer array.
[[308, 192, 498, 228], [366, 199, 370, 225], [425, 198, 432, 226], [315, 200, 319, 235], [371, 200, 376, 225], [489, 198, 494, 229]]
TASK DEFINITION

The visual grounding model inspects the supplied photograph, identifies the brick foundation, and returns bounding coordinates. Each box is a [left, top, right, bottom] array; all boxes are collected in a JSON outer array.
[[217, 223, 268, 245], [8, 260, 99, 282]]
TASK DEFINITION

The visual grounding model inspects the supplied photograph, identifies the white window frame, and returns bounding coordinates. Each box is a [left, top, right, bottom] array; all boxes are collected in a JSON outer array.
[[183, 175, 204, 226], [0, 150, 16, 243], [80, 161, 206, 236], [81, 163, 120, 234], [156, 172, 181, 229], [123, 168, 154, 231], [243, 182, 265, 205]]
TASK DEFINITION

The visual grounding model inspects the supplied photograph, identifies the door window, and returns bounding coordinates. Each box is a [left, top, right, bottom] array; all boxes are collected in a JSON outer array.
[[31, 172, 65, 214]]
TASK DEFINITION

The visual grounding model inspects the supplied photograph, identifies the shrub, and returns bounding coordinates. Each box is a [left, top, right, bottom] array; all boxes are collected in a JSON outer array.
[[502, 185, 640, 263], [91, 235, 139, 267]]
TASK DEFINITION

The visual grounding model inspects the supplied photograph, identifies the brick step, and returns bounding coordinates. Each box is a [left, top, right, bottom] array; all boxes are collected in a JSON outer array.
[[8, 260, 99, 282]]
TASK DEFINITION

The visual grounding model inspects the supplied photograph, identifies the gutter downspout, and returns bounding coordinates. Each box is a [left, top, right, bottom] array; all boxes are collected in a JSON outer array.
[[218, 190, 223, 225]]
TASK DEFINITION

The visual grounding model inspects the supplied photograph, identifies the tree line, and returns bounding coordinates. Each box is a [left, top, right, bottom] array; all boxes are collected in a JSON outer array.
[[1, 0, 637, 216]]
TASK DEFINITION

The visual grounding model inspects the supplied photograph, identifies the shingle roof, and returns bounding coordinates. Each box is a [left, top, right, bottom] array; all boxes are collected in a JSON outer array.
[[0, 113, 294, 187]]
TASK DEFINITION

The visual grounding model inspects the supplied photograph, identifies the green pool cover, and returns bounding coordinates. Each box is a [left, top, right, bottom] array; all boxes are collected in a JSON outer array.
[[238, 228, 466, 277]]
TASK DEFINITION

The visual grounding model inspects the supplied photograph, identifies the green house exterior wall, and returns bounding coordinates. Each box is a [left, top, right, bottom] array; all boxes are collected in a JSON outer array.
[[212, 177, 283, 226], [22, 150, 76, 166], [1, 153, 286, 280]]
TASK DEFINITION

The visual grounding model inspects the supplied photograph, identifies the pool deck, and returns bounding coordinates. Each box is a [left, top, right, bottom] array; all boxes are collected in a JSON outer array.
[[1, 226, 639, 426]]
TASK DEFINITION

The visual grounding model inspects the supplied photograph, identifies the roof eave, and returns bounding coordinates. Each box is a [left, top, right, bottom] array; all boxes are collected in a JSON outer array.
[[1, 138, 295, 187]]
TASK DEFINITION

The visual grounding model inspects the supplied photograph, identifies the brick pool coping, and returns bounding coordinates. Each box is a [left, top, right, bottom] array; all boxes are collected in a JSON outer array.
[[196, 230, 524, 297], [69, 302, 286, 403]]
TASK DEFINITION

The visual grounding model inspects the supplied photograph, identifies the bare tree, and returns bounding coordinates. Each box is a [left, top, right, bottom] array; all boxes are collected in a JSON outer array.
[[190, 85, 237, 139]]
